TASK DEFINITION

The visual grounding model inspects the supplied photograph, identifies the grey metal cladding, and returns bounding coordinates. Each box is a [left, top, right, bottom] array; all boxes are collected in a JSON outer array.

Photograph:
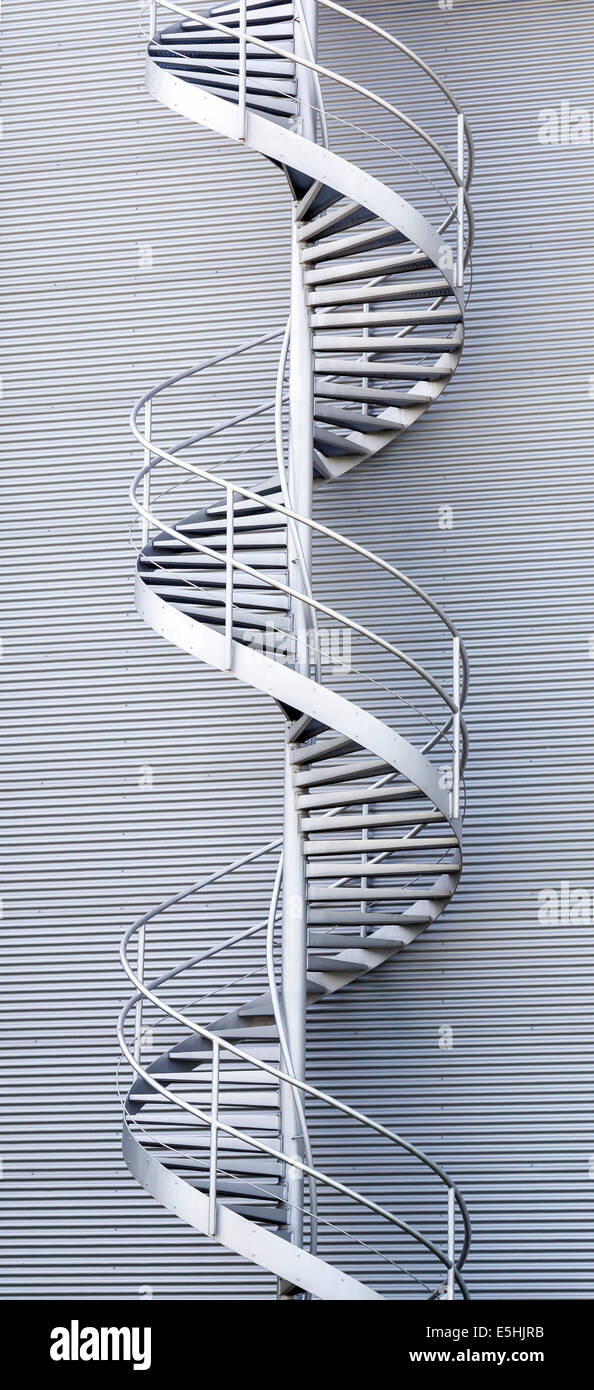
[[1, 0, 593, 1297]]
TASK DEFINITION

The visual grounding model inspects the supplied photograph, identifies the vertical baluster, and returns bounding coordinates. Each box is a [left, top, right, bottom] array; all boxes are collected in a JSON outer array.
[[134, 923, 146, 1066], [142, 399, 152, 549], [452, 634, 461, 819], [361, 301, 370, 417], [457, 113, 465, 288], [225, 483, 234, 670], [360, 801, 368, 937], [149, 3, 157, 40], [238, 0, 247, 140], [447, 1185, 455, 1299], [208, 1037, 220, 1238]]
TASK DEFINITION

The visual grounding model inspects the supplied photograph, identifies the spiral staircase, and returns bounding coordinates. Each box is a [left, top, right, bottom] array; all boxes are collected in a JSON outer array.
[[118, 0, 474, 1299]]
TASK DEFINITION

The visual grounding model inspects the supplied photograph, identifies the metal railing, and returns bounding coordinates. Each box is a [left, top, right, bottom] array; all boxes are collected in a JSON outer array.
[[117, 861, 471, 1296], [140, 0, 473, 282], [129, 337, 468, 794], [122, 0, 473, 1298]]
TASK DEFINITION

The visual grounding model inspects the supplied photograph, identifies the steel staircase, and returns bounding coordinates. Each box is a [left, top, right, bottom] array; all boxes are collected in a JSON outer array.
[[118, 0, 474, 1299]]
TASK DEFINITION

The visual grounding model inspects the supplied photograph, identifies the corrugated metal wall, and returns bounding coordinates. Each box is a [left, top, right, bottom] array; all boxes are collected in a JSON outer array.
[[2, 0, 593, 1298]]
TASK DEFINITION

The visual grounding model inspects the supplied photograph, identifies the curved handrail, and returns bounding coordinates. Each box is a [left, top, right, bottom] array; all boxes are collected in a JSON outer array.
[[130, 451, 468, 794], [118, 924, 470, 1296], [143, 0, 473, 264], [315, 0, 475, 187], [130, 357, 468, 702], [133, 456, 465, 737]]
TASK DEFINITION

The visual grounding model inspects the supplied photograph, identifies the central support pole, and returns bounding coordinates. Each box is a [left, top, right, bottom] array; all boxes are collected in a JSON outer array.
[[280, 0, 318, 1261]]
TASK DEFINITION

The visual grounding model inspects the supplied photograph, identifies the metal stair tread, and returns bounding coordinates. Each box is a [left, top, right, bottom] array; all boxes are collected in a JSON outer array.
[[290, 732, 360, 764], [312, 306, 447, 329], [301, 806, 446, 831], [315, 380, 432, 408], [296, 780, 424, 810], [294, 755, 393, 788], [306, 859, 460, 878], [304, 835, 458, 855], [300, 221, 408, 259], [307, 954, 368, 973], [304, 252, 440, 285], [314, 403, 393, 435], [314, 357, 456, 381], [307, 884, 451, 902], [238, 980, 326, 1017], [308, 930, 398, 950], [307, 908, 435, 926]]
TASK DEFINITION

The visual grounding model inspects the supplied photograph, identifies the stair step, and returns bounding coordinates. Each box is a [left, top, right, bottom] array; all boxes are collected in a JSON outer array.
[[142, 573, 289, 611], [141, 556, 287, 586], [209, 1024, 279, 1040], [150, 1068, 278, 1085], [301, 807, 444, 831], [144, 589, 291, 629], [304, 835, 458, 855], [314, 404, 392, 435], [313, 426, 370, 458], [308, 930, 395, 949], [185, 1175, 284, 1200], [314, 356, 456, 381], [150, 527, 286, 552], [155, 599, 290, 639], [307, 884, 450, 902], [157, 1152, 282, 1177], [142, 1129, 281, 1153], [307, 908, 434, 927], [150, 47, 296, 86], [294, 756, 393, 788], [133, 1088, 279, 1107], [297, 781, 421, 811], [291, 174, 348, 222], [206, 476, 282, 516], [238, 981, 325, 1018], [138, 1105, 281, 1130], [210, 0, 293, 15], [156, 52, 295, 78], [300, 222, 407, 260], [308, 264, 445, 303], [291, 732, 360, 765], [299, 202, 377, 245], [315, 381, 431, 409], [187, 1189, 286, 1223], [183, 513, 286, 536], [156, 66, 298, 117], [306, 859, 460, 878], [312, 307, 451, 330], [148, 544, 287, 570], [308, 280, 452, 308], [289, 713, 329, 743], [307, 955, 368, 974], [182, 3, 294, 26], [304, 252, 438, 286], [221, 1202, 288, 1225], [195, 1035, 280, 1054], [160, 21, 294, 43], [204, 502, 283, 525], [212, 1026, 280, 1040], [313, 327, 461, 354]]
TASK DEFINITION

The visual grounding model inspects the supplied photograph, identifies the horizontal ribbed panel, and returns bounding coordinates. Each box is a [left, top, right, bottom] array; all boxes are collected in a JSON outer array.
[[1, 0, 593, 1297]]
